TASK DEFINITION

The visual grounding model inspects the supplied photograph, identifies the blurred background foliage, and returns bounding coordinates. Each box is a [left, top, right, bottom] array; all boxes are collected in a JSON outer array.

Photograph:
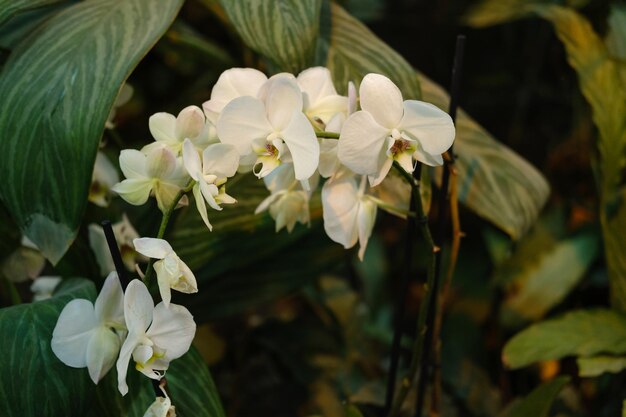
[[0, 0, 625, 416]]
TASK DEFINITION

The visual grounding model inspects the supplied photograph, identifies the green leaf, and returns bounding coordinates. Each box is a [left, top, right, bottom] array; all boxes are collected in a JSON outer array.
[[577, 356, 626, 377], [0, 0, 183, 264], [498, 228, 599, 327], [219, 0, 322, 73], [499, 376, 570, 417], [503, 309, 626, 369], [325, 3, 421, 99], [0, 278, 97, 416], [91, 346, 225, 417], [463, 0, 590, 28], [606, 4, 626, 61], [0, 0, 66, 27], [419, 73, 550, 238]]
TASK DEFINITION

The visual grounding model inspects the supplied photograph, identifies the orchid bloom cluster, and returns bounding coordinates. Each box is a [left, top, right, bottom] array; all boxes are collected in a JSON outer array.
[[52, 240, 197, 397], [113, 67, 455, 259]]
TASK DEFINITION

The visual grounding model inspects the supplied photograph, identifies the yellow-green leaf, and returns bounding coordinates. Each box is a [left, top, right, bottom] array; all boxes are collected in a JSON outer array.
[[499, 376, 570, 417], [0, 0, 183, 264], [577, 356, 626, 377]]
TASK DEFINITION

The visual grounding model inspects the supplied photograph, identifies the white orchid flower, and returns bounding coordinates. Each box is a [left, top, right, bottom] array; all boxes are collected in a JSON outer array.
[[143, 106, 213, 155], [52, 272, 125, 384], [255, 163, 318, 232], [89, 151, 120, 207], [88, 215, 147, 276], [296, 67, 348, 129], [30, 276, 62, 301], [322, 173, 378, 260], [202, 67, 268, 125], [116, 279, 196, 396], [217, 75, 319, 184], [112, 147, 189, 213], [143, 393, 176, 417], [182, 139, 238, 231], [338, 73, 455, 186], [133, 238, 197, 307]]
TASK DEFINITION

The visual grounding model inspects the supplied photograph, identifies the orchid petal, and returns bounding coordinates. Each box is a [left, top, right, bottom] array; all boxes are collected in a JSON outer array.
[[111, 179, 153, 206], [154, 260, 173, 308], [175, 106, 205, 141], [146, 147, 177, 179], [116, 332, 140, 395], [94, 272, 124, 324], [318, 139, 340, 178], [337, 111, 389, 175], [413, 147, 444, 166], [359, 73, 404, 129], [154, 182, 184, 213], [217, 96, 272, 155], [124, 280, 154, 333], [86, 326, 121, 383], [172, 260, 198, 294], [368, 157, 393, 187], [280, 111, 319, 181], [399, 100, 455, 155], [357, 199, 377, 260], [182, 139, 201, 181], [193, 184, 212, 231], [265, 77, 303, 131], [51, 299, 97, 368], [200, 181, 221, 211], [133, 238, 172, 259], [119, 149, 147, 179], [297, 67, 338, 106], [147, 303, 196, 361], [202, 143, 240, 178], [149, 113, 176, 143], [322, 176, 359, 249]]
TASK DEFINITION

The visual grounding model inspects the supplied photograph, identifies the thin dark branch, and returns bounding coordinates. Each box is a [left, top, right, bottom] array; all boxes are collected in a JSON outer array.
[[101, 220, 130, 290]]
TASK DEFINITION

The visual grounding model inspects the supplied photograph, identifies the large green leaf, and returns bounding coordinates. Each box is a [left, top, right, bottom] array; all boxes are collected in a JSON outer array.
[[0, 278, 97, 416], [503, 309, 626, 369], [325, 3, 421, 99], [0, 0, 183, 264], [90, 346, 226, 417], [499, 376, 570, 417], [0, 0, 67, 27], [420, 73, 550, 238], [219, 0, 322, 73], [577, 356, 626, 377]]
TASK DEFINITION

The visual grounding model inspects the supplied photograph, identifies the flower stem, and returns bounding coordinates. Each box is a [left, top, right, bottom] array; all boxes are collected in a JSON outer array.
[[314, 131, 340, 139], [143, 180, 195, 284]]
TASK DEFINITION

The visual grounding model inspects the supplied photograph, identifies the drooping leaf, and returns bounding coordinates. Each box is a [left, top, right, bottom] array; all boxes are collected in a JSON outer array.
[[463, 0, 590, 28], [0, 0, 67, 27], [497, 228, 599, 327], [219, 0, 322, 73], [499, 376, 570, 417], [0, 0, 184, 264], [90, 346, 226, 417], [325, 2, 421, 99], [419, 73, 550, 238], [577, 356, 626, 377], [503, 309, 626, 369], [0, 278, 97, 417], [605, 4, 626, 61]]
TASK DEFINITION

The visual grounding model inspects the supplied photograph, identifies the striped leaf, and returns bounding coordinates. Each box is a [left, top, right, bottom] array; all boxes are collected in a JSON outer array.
[[325, 3, 421, 98], [0, 278, 97, 417], [0, 0, 67, 27], [90, 346, 225, 417], [0, 0, 184, 264], [419, 72, 550, 238], [219, 0, 322, 73]]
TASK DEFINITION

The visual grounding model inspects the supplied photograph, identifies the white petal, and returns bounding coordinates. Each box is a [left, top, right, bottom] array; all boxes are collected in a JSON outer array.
[[337, 111, 389, 175], [217, 96, 272, 155], [149, 113, 177, 143], [133, 238, 172, 259], [95, 272, 124, 324], [182, 139, 202, 181], [143, 396, 174, 417], [146, 147, 177, 179], [321, 176, 359, 249], [124, 280, 154, 333], [86, 326, 121, 383], [265, 77, 303, 131], [297, 67, 338, 107], [88, 224, 115, 277], [203, 68, 268, 124], [399, 100, 455, 155], [413, 147, 444, 166], [119, 149, 147, 179], [202, 143, 240, 178], [112, 179, 153, 206], [193, 184, 212, 231], [318, 139, 340, 178], [116, 332, 141, 395], [92, 151, 120, 189], [51, 299, 97, 368], [200, 182, 221, 211], [307, 95, 348, 125], [154, 258, 175, 307], [172, 260, 198, 295], [280, 111, 319, 181], [368, 157, 393, 187], [30, 276, 62, 301], [175, 106, 205, 141], [147, 303, 196, 361], [357, 198, 377, 260], [359, 73, 404, 129], [255, 192, 282, 214]]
